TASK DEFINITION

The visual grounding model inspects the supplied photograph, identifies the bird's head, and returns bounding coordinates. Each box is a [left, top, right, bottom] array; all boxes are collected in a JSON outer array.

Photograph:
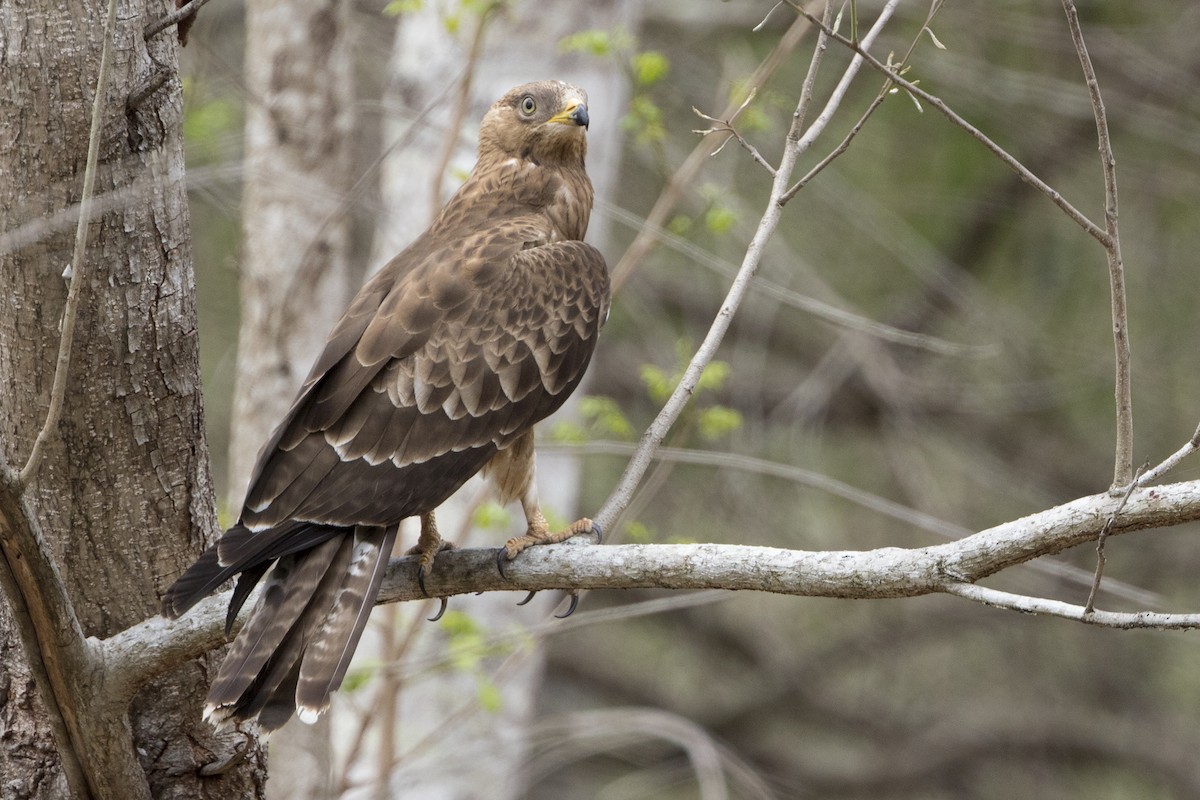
[[478, 80, 590, 166]]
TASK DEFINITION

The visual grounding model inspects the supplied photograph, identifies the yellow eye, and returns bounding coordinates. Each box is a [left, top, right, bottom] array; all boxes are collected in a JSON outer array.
[[520, 95, 536, 115]]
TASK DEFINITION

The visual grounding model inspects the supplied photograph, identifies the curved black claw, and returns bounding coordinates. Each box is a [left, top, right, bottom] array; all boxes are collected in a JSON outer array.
[[590, 522, 604, 544], [496, 547, 512, 579], [516, 590, 538, 607], [427, 596, 448, 623], [554, 592, 580, 619], [417, 565, 432, 598]]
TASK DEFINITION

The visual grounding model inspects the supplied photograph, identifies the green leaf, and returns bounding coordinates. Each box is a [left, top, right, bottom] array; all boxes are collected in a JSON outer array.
[[631, 51, 669, 86], [704, 206, 737, 235], [340, 659, 385, 693], [621, 95, 665, 145], [472, 502, 510, 531], [696, 361, 731, 393], [698, 406, 743, 441], [579, 395, 635, 440], [477, 678, 503, 712], [550, 420, 588, 443], [559, 29, 622, 57], [667, 214, 693, 236], [639, 364, 673, 404], [625, 520, 654, 543], [383, 0, 423, 16], [438, 609, 480, 638]]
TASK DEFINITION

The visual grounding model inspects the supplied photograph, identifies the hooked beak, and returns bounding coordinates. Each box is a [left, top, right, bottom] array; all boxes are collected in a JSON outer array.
[[549, 100, 589, 130]]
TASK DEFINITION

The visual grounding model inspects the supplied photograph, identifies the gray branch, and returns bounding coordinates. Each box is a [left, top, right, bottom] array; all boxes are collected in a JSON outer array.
[[99, 478, 1200, 707]]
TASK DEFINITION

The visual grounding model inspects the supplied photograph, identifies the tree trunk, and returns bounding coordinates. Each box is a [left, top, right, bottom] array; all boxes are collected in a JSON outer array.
[[0, 4, 263, 797], [229, 0, 358, 797]]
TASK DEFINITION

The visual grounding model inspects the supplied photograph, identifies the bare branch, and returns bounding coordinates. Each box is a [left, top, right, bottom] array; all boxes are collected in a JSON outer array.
[[1083, 462, 1144, 614], [550, 439, 1161, 606], [103, 478, 1200, 698], [593, 1, 854, 537], [946, 583, 1200, 631], [1134, 420, 1200, 487], [20, 0, 121, 486], [0, 461, 92, 797], [525, 709, 741, 800], [790, 3, 1111, 245], [1061, 0, 1133, 487], [782, 0, 944, 203], [429, 2, 499, 214], [609, 10, 816, 292], [787, 0, 903, 160], [600, 199, 987, 357], [693, 94, 777, 175]]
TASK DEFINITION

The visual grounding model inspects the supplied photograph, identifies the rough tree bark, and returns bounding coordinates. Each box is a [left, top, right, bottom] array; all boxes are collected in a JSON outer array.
[[0, 4, 263, 798], [229, 0, 358, 797]]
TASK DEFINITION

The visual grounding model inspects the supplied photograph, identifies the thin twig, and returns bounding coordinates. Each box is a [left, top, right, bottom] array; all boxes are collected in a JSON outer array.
[[609, 8, 816, 292], [945, 583, 1200, 631], [782, 0, 945, 204], [1134, 420, 1200, 487], [1083, 462, 1145, 614], [1061, 0, 1133, 487], [693, 92, 777, 175], [789, 3, 1111, 245], [786, 0, 903, 162], [19, 0, 121, 486], [143, 0, 216, 40]]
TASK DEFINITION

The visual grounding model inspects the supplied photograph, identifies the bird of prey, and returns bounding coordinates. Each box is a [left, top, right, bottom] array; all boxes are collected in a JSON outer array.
[[162, 80, 610, 730]]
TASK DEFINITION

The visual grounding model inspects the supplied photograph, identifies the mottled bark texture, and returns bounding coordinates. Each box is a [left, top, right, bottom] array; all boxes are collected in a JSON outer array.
[[0, 3, 264, 797]]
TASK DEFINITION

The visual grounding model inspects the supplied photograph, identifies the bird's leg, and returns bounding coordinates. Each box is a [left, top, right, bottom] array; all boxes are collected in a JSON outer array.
[[496, 487, 599, 578], [406, 512, 454, 617]]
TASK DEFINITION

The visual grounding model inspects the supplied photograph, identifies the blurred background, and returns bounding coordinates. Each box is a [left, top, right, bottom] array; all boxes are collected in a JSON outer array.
[[181, 1, 1200, 797]]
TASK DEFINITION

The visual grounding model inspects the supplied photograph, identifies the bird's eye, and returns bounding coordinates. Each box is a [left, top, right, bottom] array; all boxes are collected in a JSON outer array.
[[520, 95, 536, 115]]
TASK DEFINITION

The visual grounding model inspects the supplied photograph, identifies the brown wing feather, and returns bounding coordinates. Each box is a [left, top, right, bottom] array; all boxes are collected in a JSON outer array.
[[240, 233, 608, 534]]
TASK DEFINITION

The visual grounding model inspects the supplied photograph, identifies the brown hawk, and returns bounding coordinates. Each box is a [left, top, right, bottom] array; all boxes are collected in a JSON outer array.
[[162, 81, 610, 730]]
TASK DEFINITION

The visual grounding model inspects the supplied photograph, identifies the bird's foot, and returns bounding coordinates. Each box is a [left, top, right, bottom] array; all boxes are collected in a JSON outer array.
[[405, 539, 455, 598], [407, 538, 454, 622], [496, 517, 599, 579]]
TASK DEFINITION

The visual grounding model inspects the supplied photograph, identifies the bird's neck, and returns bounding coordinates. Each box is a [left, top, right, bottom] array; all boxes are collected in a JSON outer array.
[[436, 154, 593, 242]]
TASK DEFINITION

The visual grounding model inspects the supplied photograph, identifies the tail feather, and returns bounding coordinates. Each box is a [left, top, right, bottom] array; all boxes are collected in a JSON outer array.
[[164, 520, 398, 730], [211, 536, 356, 728], [161, 545, 239, 619], [296, 525, 398, 721], [205, 535, 349, 712], [225, 562, 270, 636]]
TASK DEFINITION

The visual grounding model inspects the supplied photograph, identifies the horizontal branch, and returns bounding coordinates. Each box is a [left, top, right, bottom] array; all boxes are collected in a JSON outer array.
[[945, 583, 1200, 630], [101, 478, 1200, 702]]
